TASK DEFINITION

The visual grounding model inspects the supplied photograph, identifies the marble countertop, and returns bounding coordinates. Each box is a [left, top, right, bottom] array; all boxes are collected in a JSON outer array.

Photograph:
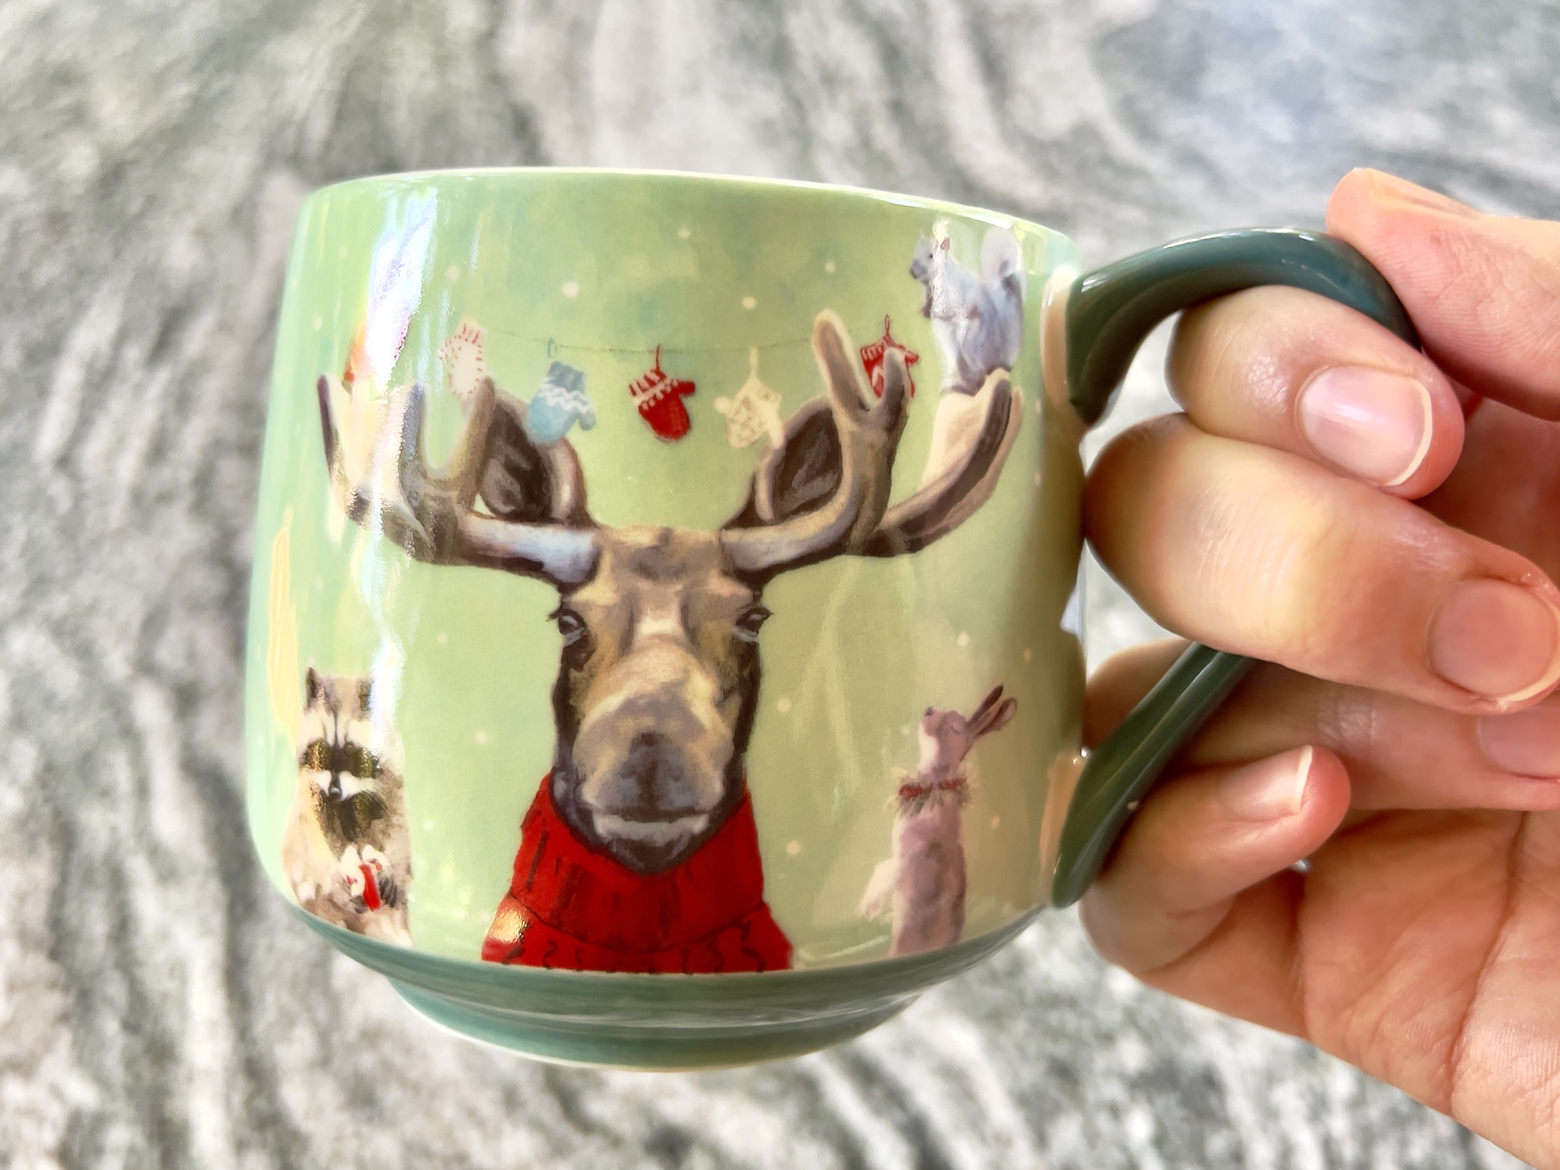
[[2, 1, 1556, 1166]]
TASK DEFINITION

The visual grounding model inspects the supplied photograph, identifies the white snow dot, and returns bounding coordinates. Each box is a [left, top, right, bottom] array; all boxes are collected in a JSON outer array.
[[1033, 471, 1042, 487], [824, 260, 836, 273], [741, 295, 757, 310], [1034, 398, 1044, 415], [338, 245, 347, 259], [446, 265, 461, 282], [312, 315, 322, 331], [956, 632, 970, 648], [677, 226, 691, 239], [901, 723, 912, 736], [786, 840, 802, 856], [1023, 648, 1032, 662], [314, 576, 323, 591], [474, 730, 488, 745], [991, 816, 1001, 830], [437, 632, 448, 644], [562, 280, 579, 298], [776, 696, 792, 714]]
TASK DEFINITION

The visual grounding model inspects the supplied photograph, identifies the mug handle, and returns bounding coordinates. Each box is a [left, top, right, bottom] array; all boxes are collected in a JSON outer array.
[[1046, 228, 1420, 908]]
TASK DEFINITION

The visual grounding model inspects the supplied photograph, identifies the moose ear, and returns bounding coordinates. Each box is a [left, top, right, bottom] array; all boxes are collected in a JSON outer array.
[[723, 398, 843, 529], [304, 667, 322, 706], [478, 397, 557, 522], [476, 390, 589, 526]]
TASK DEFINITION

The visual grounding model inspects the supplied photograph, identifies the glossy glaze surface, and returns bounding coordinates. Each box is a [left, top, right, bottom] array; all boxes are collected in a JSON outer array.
[[250, 173, 1085, 983]]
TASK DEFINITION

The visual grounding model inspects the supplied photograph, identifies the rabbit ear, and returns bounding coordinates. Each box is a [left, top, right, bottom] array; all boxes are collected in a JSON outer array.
[[969, 685, 1004, 723], [971, 696, 1017, 739]]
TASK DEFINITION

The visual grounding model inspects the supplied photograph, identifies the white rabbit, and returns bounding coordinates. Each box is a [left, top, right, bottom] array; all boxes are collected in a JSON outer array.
[[860, 685, 1018, 956]]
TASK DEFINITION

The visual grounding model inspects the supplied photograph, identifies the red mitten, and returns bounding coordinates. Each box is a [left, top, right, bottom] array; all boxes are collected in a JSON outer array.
[[859, 316, 919, 398], [630, 347, 696, 441], [358, 864, 382, 910]]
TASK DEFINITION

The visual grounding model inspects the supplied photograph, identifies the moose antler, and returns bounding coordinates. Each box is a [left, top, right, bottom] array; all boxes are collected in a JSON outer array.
[[720, 312, 911, 578], [317, 374, 599, 587], [860, 367, 1022, 557], [721, 312, 1022, 576]]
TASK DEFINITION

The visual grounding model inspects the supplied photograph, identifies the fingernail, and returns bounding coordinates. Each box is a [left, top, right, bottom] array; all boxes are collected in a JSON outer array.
[[1431, 580, 1560, 703], [1478, 705, 1560, 777], [1364, 169, 1481, 219], [1297, 367, 1433, 487], [1220, 746, 1313, 821]]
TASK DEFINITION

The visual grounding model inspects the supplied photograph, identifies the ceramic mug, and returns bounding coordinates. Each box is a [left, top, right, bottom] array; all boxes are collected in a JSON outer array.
[[245, 170, 1412, 1067]]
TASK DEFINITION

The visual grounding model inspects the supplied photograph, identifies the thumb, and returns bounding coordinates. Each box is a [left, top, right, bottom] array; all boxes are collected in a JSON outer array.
[[1326, 168, 1560, 420]]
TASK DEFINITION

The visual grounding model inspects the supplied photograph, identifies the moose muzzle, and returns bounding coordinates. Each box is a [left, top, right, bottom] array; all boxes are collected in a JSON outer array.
[[571, 639, 739, 868]]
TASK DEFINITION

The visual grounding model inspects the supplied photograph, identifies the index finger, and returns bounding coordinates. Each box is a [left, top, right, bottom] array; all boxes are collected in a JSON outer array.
[[1326, 169, 1560, 420]]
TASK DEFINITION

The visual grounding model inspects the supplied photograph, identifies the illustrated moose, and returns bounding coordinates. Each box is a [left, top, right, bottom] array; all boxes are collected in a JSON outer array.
[[315, 311, 1023, 974]]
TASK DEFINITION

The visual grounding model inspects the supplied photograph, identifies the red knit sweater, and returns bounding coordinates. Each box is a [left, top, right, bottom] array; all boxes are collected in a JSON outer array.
[[481, 776, 793, 974]]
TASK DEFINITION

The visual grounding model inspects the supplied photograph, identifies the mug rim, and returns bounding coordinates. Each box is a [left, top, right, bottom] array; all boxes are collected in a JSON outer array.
[[307, 165, 1061, 241]]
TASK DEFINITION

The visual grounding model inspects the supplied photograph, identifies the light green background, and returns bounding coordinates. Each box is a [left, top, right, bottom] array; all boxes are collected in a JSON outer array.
[[245, 170, 1085, 967]]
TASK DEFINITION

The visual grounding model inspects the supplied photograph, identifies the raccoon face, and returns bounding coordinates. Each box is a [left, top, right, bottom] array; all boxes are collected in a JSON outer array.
[[297, 669, 393, 805], [299, 735, 381, 801]]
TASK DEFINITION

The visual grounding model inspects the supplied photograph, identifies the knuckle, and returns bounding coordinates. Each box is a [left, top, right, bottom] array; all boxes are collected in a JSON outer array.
[[1084, 415, 1192, 531], [1312, 681, 1386, 760], [1193, 462, 1340, 653], [1168, 290, 1270, 404], [1199, 452, 1403, 675]]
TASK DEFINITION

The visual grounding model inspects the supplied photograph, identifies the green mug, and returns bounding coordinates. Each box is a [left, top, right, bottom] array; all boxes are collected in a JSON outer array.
[[245, 169, 1413, 1067]]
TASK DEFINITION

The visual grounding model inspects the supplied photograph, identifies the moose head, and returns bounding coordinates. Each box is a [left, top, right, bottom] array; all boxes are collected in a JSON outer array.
[[317, 313, 1022, 875]]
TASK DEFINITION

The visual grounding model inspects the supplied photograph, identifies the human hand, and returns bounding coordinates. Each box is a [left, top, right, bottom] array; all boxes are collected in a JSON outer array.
[[1080, 168, 1560, 1166]]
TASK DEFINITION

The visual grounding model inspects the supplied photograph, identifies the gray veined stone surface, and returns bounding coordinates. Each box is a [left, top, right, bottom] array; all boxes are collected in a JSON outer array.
[[0, 1, 1555, 1166]]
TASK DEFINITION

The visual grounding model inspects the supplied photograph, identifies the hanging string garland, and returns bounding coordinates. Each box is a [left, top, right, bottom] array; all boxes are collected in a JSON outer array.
[[481, 317, 902, 361], [422, 314, 934, 449]]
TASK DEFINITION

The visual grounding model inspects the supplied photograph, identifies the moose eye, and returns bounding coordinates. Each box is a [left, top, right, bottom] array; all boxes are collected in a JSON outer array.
[[552, 606, 587, 644], [734, 605, 772, 643]]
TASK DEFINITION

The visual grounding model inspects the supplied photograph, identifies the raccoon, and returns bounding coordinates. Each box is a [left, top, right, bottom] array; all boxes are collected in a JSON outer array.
[[281, 668, 413, 945]]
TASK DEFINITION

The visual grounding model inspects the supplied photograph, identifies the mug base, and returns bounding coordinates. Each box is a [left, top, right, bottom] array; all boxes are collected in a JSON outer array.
[[292, 906, 1037, 1069], [392, 979, 912, 1069]]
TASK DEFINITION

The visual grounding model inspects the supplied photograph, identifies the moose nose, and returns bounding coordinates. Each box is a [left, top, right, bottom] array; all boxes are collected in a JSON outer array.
[[625, 731, 668, 787], [617, 731, 700, 814]]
